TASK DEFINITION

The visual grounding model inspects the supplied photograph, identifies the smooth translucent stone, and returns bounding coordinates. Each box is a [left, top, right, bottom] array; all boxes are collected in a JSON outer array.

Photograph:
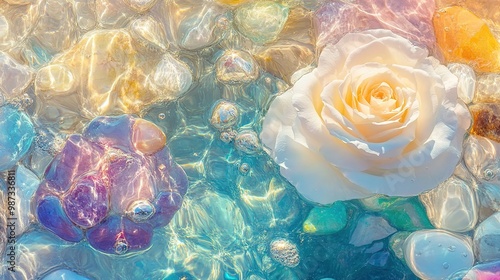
[[86, 215, 153, 254], [210, 100, 239, 130], [254, 43, 313, 83], [420, 176, 478, 232], [132, 118, 167, 154], [216, 50, 259, 84], [389, 231, 411, 262], [447, 63, 476, 104], [463, 135, 500, 185], [460, 260, 500, 279], [404, 230, 474, 280], [0, 105, 35, 171], [95, 0, 135, 29], [62, 173, 109, 228], [37, 196, 85, 242], [73, 0, 97, 30], [302, 202, 347, 235], [149, 53, 193, 98], [475, 182, 500, 221], [127, 200, 155, 223], [217, 0, 250, 6], [0, 3, 32, 50], [149, 191, 183, 227], [0, 15, 8, 40], [475, 73, 500, 103], [29, 0, 78, 56], [314, 0, 436, 50], [42, 269, 90, 280], [4, 0, 33, 4], [349, 215, 396, 247], [83, 115, 134, 151], [0, 52, 33, 98], [381, 198, 434, 231], [269, 238, 300, 268], [129, 16, 168, 53], [177, 4, 228, 50], [234, 130, 260, 154], [36, 65, 76, 95], [234, 1, 289, 44], [13, 165, 40, 236], [474, 212, 500, 262], [124, 0, 157, 13]]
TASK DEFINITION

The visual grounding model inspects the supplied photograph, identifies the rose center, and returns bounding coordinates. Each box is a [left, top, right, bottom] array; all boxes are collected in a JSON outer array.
[[370, 82, 393, 102]]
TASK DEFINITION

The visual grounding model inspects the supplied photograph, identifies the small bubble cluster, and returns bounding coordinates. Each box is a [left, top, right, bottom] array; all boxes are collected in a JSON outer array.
[[269, 238, 300, 268]]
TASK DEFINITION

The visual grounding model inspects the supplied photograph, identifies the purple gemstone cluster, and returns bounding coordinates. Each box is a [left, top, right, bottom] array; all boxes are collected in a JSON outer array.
[[33, 115, 188, 254]]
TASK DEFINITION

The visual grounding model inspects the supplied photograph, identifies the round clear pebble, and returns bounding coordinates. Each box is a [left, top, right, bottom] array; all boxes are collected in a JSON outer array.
[[216, 50, 259, 84], [419, 176, 478, 232], [129, 16, 168, 52], [210, 100, 239, 130], [403, 229, 474, 280], [473, 212, 500, 262], [463, 135, 500, 184], [234, 1, 289, 44], [127, 200, 155, 222], [269, 238, 300, 268], [234, 130, 260, 154], [447, 63, 476, 104], [150, 53, 193, 98], [36, 64, 76, 95]]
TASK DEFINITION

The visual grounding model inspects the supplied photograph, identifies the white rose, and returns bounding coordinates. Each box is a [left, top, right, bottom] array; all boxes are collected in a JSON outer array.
[[260, 29, 471, 204]]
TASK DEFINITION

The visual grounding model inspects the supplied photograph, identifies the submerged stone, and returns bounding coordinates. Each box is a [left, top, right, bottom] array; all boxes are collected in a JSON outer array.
[[234, 1, 289, 44], [420, 176, 478, 232], [404, 230, 474, 280], [0, 105, 35, 171], [302, 201, 347, 235], [0, 52, 33, 98], [474, 212, 500, 262], [475, 73, 500, 103], [434, 6, 500, 72], [469, 103, 500, 143], [216, 50, 259, 84], [447, 63, 476, 104], [210, 100, 240, 131], [349, 215, 396, 247]]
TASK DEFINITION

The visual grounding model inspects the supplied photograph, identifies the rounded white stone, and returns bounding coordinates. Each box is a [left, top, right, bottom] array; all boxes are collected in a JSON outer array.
[[474, 212, 500, 262], [447, 63, 476, 104], [420, 176, 478, 232], [404, 230, 474, 280], [149, 53, 193, 98], [36, 64, 76, 95]]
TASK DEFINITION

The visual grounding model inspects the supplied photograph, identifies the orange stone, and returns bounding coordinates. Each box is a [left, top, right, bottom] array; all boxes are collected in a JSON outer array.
[[470, 103, 500, 143], [433, 6, 500, 72], [132, 119, 167, 154]]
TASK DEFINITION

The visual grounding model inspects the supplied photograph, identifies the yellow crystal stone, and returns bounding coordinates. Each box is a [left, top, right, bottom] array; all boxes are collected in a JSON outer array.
[[433, 6, 500, 72]]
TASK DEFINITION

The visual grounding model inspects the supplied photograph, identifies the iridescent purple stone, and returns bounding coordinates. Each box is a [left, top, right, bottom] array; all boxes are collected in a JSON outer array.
[[34, 115, 188, 254]]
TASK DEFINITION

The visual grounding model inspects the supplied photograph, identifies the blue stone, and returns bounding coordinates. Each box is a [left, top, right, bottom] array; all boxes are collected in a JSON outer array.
[[42, 269, 90, 280], [0, 105, 35, 171], [36, 196, 84, 242]]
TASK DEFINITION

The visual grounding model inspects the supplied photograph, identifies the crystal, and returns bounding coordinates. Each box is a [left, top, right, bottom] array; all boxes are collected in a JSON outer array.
[[0, 52, 33, 98], [278, 7, 314, 45], [302, 202, 347, 235], [474, 212, 500, 262], [234, 130, 260, 154], [476, 182, 500, 221], [35, 115, 188, 254], [216, 50, 259, 84], [403, 230, 474, 280], [73, 0, 97, 30], [475, 73, 500, 103], [217, 0, 250, 6], [269, 238, 300, 268], [234, 1, 289, 44], [420, 176, 478, 232], [210, 100, 240, 131], [35, 64, 76, 95], [434, 6, 500, 72], [469, 103, 500, 143], [62, 173, 109, 228], [314, 0, 436, 50], [463, 135, 500, 184], [447, 63, 476, 104], [95, 0, 135, 29], [124, 0, 158, 13], [0, 105, 35, 171], [148, 53, 193, 98], [129, 16, 168, 53], [349, 215, 396, 247]]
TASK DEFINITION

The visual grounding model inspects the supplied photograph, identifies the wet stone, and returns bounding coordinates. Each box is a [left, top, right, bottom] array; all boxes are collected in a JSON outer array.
[[269, 238, 300, 268], [234, 130, 260, 154], [448, 63, 476, 104], [216, 50, 259, 84], [403, 230, 474, 280], [210, 100, 239, 131], [463, 135, 500, 184], [234, 1, 289, 44], [469, 103, 500, 143], [474, 212, 500, 262], [475, 73, 500, 103], [349, 215, 396, 247], [0, 52, 33, 98], [302, 202, 347, 235], [420, 176, 478, 232]]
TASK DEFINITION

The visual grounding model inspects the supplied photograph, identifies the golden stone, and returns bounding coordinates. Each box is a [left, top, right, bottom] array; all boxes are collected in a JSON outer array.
[[470, 103, 500, 142]]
